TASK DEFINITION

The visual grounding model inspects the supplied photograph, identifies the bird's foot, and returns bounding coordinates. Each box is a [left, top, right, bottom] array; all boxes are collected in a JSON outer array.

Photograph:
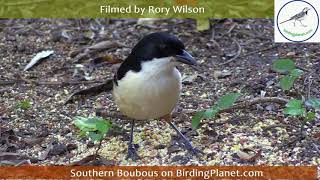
[[182, 140, 204, 156], [126, 145, 140, 160]]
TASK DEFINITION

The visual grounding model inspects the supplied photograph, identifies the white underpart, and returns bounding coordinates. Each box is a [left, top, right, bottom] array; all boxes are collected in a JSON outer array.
[[113, 57, 181, 120]]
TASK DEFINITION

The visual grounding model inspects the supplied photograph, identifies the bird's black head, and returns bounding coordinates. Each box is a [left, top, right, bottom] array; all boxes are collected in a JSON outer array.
[[129, 32, 196, 65], [115, 32, 196, 82]]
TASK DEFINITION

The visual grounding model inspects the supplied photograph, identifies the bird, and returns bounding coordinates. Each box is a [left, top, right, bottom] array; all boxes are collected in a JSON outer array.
[[67, 32, 202, 160], [280, 7, 310, 27]]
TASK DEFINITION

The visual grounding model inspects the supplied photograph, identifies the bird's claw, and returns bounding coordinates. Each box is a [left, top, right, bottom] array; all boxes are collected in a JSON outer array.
[[126, 145, 140, 160], [183, 142, 204, 156]]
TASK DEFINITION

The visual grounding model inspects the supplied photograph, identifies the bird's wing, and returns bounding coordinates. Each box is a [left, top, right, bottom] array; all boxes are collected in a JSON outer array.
[[280, 11, 305, 24], [64, 79, 113, 104]]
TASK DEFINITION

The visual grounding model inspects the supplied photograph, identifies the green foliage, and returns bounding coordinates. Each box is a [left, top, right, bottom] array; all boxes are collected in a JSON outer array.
[[279, 76, 295, 91], [305, 97, 320, 110], [192, 93, 241, 129], [191, 111, 205, 129], [284, 99, 317, 122], [290, 69, 303, 77], [74, 116, 112, 142], [272, 59, 303, 91], [284, 99, 306, 116], [16, 100, 31, 110], [306, 112, 316, 121], [216, 93, 241, 109], [272, 59, 295, 73]]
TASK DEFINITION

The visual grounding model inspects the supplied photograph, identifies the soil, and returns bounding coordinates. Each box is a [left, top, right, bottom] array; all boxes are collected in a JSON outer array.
[[0, 19, 319, 167]]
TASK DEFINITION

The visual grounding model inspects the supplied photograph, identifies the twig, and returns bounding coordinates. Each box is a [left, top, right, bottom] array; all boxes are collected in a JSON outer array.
[[221, 23, 237, 37], [219, 97, 289, 113], [14, 160, 31, 167], [64, 80, 113, 104], [1, 76, 104, 86], [210, 26, 215, 40], [218, 44, 278, 66], [304, 71, 314, 99], [296, 65, 311, 72], [218, 38, 242, 66], [183, 97, 289, 116], [312, 143, 320, 155]]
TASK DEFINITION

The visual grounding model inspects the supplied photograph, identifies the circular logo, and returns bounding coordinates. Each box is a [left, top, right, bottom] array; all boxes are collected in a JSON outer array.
[[276, 0, 319, 42]]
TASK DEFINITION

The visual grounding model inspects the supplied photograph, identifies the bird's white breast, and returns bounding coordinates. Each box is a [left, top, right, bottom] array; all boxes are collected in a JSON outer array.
[[113, 57, 182, 120]]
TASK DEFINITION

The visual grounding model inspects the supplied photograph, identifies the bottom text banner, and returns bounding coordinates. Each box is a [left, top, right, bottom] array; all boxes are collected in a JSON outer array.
[[0, 166, 317, 179]]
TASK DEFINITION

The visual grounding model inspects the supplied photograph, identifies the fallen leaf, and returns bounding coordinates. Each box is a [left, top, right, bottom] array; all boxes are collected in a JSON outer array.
[[286, 52, 296, 56], [88, 41, 121, 51], [71, 155, 117, 166], [137, 18, 159, 25], [213, 70, 232, 79], [236, 148, 262, 162], [24, 50, 54, 71], [0, 152, 37, 165], [90, 55, 123, 66], [182, 73, 198, 84]]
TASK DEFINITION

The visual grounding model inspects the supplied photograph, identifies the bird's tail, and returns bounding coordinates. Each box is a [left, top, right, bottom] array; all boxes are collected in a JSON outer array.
[[65, 79, 113, 104], [280, 18, 292, 24]]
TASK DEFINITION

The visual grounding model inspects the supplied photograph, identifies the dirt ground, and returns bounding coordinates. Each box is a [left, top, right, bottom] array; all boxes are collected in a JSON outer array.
[[0, 19, 319, 167]]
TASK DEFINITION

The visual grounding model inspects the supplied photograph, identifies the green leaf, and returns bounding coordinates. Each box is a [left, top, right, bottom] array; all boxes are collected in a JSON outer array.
[[286, 99, 303, 108], [203, 107, 219, 119], [192, 111, 205, 129], [305, 97, 320, 110], [17, 100, 31, 110], [88, 132, 104, 142], [286, 99, 302, 108], [79, 130, 87, 137], [290, 69, 303, 77], [283, 107, 306, 116], [216, 93, 241, 110], [96, 120, 112, 134], [272, 59, 295, 73], [74, 116, 97, 131], [280, 75, 295, 91], [284, 99, 305, 116], [73, 116, 112, 137], [306, 112, 316, 121]]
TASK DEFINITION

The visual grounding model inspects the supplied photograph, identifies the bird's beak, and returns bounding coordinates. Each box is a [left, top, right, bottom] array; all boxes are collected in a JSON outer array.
[[175, 50, 197, 65]]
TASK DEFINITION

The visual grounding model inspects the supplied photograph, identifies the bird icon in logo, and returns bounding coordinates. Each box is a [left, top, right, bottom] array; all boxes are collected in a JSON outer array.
[[280, 7, 310, 27]]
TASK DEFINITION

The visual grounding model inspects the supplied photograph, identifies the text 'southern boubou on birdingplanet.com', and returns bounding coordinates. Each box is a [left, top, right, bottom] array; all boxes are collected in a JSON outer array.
[[0, 0, 319, 179]]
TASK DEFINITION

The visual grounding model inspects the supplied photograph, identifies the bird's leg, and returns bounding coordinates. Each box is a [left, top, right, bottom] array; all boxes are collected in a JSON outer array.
[[299, 20, 307, 27], [162, 114, 204, 155], [294, 20, 296, 27], [126, 120, 140, 160]]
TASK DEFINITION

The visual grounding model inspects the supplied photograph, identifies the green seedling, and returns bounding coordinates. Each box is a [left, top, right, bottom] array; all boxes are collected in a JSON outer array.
[[74, 116, 112, 142], [272, 59, 303, 91], [192, 92, 241, 129]]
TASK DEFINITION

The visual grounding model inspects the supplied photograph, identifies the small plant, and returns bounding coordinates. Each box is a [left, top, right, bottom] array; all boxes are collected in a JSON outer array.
[[74, 116, 112, 154], [16, 100, 31, 110], [272, 59, 303, 91], [284, 98, 319, 126], [192, 92, 241, 129], [272, 58, 319, 122]]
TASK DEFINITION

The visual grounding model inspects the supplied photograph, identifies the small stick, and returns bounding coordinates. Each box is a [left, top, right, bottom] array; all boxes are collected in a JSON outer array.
[[218, 38, 242, 66]]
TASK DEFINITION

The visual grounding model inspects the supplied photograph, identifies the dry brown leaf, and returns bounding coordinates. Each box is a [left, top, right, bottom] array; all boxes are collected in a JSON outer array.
[[88, 41, 121, 50], [236, 148, 262, 162]]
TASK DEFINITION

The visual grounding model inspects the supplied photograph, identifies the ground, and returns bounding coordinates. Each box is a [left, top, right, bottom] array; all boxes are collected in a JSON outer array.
[[0, 19, 319, 167]]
